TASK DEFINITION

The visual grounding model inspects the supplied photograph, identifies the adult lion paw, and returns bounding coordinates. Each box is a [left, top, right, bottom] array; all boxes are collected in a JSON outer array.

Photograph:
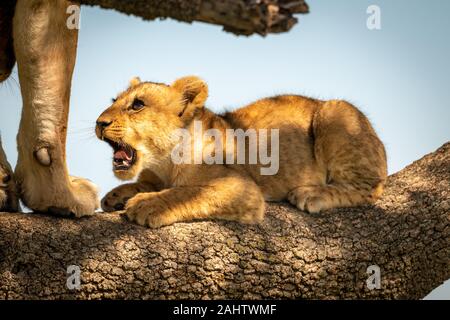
[[125, 192, 174, 228], [68, 176, 100, 217], [0, 168, 19, 212], [17, 171, 99, 218], [46, 176, 99, 217]]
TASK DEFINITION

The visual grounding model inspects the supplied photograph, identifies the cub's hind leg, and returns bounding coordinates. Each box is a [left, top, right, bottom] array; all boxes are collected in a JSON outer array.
[[288, 183, 384, 213], [288, 100, 387, 213]]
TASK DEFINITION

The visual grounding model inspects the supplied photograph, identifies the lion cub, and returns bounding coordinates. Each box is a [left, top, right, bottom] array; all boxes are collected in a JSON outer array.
[[96, 76, 387, 228]]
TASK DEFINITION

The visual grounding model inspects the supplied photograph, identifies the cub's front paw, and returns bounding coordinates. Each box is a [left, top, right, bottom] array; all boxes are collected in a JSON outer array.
[[101, 183, 142, 212], [125, 192, 174, 228]]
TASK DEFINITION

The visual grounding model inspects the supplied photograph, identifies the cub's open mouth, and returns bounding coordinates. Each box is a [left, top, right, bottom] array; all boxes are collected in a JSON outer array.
[[104, 138, 137, 171]]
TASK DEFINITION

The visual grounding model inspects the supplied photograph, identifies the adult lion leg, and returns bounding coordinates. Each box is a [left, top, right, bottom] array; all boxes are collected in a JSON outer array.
[[13, 0, 99, 216], [0, 138, 19, 212], [0, 1, 19, 212]]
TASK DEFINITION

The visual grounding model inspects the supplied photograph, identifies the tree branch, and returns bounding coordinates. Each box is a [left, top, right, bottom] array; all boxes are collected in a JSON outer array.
[[77, 0, 309, 36], [0, 142, 448, 299]]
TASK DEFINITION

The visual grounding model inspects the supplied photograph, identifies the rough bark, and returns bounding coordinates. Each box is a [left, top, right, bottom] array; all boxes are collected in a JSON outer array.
[[77, 0, 309, 36], [0, 142, 449, 299]]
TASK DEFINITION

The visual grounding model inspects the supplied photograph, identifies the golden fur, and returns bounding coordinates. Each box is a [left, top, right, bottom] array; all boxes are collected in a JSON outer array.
[[97, 76, 387, 228]]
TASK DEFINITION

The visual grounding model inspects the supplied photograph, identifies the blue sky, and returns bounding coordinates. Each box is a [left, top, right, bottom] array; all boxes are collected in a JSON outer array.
[[0, 0, 448, 298]]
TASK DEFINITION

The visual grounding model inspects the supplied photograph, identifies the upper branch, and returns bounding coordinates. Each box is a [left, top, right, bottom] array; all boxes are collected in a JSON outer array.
[[77, 0, 309, 36]]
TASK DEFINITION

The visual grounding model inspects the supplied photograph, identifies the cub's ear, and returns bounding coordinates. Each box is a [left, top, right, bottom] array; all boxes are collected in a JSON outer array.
[[129, 76, 141, 87], [172, 76, 208, 114]]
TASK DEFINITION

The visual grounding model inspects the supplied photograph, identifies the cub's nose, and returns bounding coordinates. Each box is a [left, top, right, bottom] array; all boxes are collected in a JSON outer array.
[[96, 119, 113, 139], [96, 120, 112, 129]]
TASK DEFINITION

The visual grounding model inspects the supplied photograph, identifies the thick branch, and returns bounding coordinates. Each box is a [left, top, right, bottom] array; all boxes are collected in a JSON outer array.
[[77, 0, 309, 36], [0, 143, 449, 299]]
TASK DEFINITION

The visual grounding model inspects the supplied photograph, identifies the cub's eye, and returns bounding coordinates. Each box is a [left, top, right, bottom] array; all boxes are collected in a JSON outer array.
[[131, 98, 145, 111], [111, 98, 117, 103]]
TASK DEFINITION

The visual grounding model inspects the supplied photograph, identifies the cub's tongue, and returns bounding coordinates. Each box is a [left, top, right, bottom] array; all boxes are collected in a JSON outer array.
[[114, 149, 132, 161]]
